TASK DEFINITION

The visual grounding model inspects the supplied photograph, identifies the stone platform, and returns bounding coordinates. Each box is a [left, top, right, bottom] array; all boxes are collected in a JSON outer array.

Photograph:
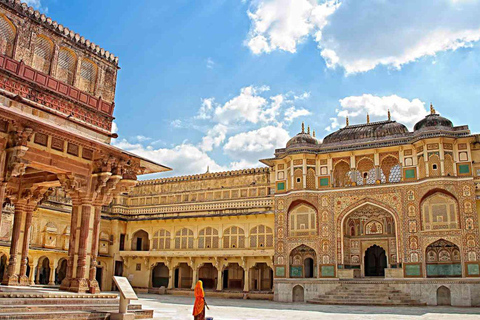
[[274, 278, 480, 306], [160, 288, 274, 300], [0, 286, 153, 320]]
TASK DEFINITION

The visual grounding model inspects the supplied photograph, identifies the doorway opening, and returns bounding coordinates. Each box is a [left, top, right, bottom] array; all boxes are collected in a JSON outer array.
[[364, 245, 387, 277]]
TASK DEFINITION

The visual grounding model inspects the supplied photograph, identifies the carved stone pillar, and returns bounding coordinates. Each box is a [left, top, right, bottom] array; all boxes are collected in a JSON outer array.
[[216, 267, 223, 291], [191, 266, 198, 290], [0, 182, 7, 229], [2, 201, 26, 285], [167, 262, 174, 289], [28, 258, 36, 285], [48, 260, 56, 285], [243, 267, 250, 292], [69, 201, 93, 293], [60, 197, 80, 290], [19, 205, 34, 285], [88, 205, 102, 293]]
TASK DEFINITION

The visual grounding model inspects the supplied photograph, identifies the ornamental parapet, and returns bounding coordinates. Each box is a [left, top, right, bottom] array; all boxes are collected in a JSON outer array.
[[0, 54, 114, 133]]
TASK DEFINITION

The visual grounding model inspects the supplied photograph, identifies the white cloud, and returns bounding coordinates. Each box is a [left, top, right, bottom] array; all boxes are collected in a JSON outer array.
[[114, 86, 311, 176], [196, 98, 216, 120], [284, 106, 311, 122], [246, 0, 339, 54], [111, 121, 118, 135], [113, 139, 225, 177], [327, 94, 428, 131], [214, 86, 269, 124], [246, 0, 480, 73], [206, 58, 215, 69], [199, 124, 228, 152], [224, 126, 290, 162]]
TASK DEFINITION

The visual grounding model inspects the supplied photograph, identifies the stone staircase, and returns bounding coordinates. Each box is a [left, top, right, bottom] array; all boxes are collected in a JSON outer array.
[[307, 282, 425, 306], [0, 294, 153, 319]]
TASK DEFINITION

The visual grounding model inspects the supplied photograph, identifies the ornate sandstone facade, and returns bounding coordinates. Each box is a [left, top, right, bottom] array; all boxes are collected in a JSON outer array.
[[1, 0, 480, 308]]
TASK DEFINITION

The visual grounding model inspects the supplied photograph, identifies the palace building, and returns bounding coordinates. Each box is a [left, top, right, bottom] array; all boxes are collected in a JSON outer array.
[[0, 0, 480, 309]]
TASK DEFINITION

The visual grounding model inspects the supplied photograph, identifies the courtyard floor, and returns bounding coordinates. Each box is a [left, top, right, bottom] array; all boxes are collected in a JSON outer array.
[[138, 294, 480, 320]]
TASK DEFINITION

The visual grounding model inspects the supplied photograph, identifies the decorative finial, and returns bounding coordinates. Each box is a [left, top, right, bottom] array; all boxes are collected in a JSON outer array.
[[430, 103, 435, 115], [301, 122, 305, 133], [307, 125, 310, 134], [313, 130, 316, 138], [367, 114, 370, 124], [346, 116, 349, 126], [388, 109, 391, 121], [206, 166, 210, 173]]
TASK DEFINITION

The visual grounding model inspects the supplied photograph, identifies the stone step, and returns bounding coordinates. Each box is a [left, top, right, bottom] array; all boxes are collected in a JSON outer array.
[[0, 311, 110, 320], [0, 303, 143, 313], [0, 309, 152, 320], [0, 298, 118, 306]]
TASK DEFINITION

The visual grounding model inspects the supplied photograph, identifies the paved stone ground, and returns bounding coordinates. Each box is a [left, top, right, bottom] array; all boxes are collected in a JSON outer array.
[[138, 294, 480, 320]]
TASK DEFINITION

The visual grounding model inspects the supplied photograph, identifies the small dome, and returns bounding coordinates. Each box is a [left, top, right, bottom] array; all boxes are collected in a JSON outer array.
[[414, 113, 453, 131], [286, 132, 318, 148], [323, 120, 408, 144]]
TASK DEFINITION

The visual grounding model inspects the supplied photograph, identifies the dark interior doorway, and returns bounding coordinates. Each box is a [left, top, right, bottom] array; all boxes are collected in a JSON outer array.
[[304, 258, 314, 278], [96, 267, 103, 290], [364, 245, 387, 277]]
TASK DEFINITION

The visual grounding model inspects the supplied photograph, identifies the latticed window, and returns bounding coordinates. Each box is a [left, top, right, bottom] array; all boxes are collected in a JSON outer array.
[[429, 154, 441, 177], [198, 227, 219, 249], [32, 35, 53, 73], [174, 228, 194, 249], [356, 158, 375, 185], [381, 156, 400, 182], [418, 155, 426, 179], [56, 47, 76, 85], [223, 226, 245, 249], [444, 153, 455, 176], [79, 58, 97, 94], [293, 168, 303, 189], [306, 168, 316, 190], [0, 14, 16, 57], [333, 161, 350, 187], [249, 225, 273, 248], [421, 193, 458, 231], [289, 204, 317, 236], [152, 229, 170, 250]]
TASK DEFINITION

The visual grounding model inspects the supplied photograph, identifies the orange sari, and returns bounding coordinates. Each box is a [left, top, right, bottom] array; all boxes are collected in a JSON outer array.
[[193, 280, 205, 320]]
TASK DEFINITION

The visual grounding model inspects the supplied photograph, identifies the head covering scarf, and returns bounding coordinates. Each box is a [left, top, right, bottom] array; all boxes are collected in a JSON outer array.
[[193, 280, 205, 316]]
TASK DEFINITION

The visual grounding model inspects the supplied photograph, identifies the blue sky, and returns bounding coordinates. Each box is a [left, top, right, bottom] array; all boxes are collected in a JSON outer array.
[[29, 0, 480, 178]]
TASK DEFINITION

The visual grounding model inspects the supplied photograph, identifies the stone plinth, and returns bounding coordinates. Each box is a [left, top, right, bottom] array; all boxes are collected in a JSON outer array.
[[385, 268, 404, 279], [337, 269, 360, 279]]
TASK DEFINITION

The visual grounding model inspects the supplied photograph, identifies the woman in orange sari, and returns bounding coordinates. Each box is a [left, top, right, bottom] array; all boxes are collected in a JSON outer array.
[[193, 280, 208, 320]]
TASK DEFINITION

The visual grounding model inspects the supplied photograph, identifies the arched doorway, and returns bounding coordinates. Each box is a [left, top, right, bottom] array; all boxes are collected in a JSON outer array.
[[174, 263, 193, 289], [437, 286, 451, 306], [292, 285, 304, 302], [0, 254, 7, 281], [250, 263, 273, 291], [198, 263, 217, 290], [152, 263, 169, 288], [56, 258, 67, 285], [131, 230, 149, 251], [223, 263, 244, 291], [289, 245, 316, 278], [364, 245, 387, 277], [36, 257, 50, 285], [426, 239, 461, 277], [342, 203, 398, 277], [304, 258, 314, 278]]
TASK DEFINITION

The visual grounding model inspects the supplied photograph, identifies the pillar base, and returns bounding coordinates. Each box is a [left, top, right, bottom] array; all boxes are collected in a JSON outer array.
[[48, 281, 55, 286], [2, 274, 19, 286], [60, 278, 71, 291], [19, 275, 30, 286], [89, 279, 101, 294], [68, 278, 90, 293]]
